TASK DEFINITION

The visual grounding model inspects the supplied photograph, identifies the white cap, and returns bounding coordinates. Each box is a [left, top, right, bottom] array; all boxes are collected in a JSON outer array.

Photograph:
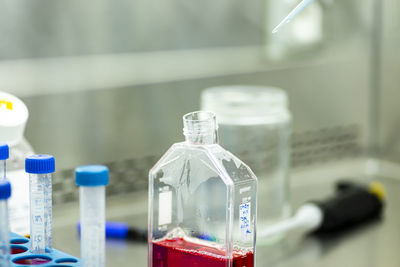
[[0, 91, 29, 146], [201, 85, 290, 124]]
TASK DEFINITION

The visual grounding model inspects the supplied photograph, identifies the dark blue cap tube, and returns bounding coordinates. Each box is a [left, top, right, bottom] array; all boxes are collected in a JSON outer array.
[[25, 154, 55, 174], [0, 143, 9, 160], [0, 180, 11, 200]]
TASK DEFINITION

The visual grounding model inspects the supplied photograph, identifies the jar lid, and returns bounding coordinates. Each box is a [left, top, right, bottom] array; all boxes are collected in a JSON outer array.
[[201, 85, 289, 123]]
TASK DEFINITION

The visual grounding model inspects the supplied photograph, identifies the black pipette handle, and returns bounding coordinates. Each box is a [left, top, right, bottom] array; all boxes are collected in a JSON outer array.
[[313, 181, 384, 234]]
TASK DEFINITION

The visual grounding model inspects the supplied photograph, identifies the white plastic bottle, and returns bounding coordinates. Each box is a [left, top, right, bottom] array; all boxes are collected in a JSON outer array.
[[0, 91, 33, 235]]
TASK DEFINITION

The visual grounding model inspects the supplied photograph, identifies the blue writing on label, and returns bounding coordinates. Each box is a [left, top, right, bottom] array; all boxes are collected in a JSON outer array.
[[239, 202, 251, 239]]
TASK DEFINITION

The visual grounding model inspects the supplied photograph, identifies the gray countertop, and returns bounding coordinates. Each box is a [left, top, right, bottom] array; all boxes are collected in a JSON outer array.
[[52, 160, 400, 266]]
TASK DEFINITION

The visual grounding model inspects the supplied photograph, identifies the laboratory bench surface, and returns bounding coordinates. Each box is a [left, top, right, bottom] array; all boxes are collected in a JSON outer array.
[[52, 160, 400, 267]]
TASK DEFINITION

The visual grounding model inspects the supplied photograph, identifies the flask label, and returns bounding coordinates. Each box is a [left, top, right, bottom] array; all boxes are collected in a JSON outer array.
[[239, 201, 252, 239], [158, 191, 172, 226]]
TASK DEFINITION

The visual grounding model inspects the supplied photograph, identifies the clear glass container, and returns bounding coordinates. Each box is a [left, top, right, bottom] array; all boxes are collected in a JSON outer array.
[[148, 111, 258, 267], [201, 86, 291, 244]]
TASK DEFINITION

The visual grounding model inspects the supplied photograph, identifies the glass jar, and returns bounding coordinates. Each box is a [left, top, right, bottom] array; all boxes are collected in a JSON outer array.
[[201, 85, 291, 243]]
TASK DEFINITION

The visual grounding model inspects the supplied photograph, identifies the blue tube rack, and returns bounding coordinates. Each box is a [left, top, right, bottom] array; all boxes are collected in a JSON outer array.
[[9, 232, 81, 266]]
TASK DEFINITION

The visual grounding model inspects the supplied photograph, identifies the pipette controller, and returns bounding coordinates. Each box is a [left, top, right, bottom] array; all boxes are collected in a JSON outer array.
[[0, 180, 11, 267], [76, 165, 109, 267], [26, 154, 55, 254], [272, 0, 316, 33], [259, 181, 385, 239], [0, 143, 9, 180]]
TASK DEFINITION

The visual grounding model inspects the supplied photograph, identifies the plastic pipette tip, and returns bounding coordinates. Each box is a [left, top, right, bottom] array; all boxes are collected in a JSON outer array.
[[272, 20, 291, 34], [272, 0, 315, 33]]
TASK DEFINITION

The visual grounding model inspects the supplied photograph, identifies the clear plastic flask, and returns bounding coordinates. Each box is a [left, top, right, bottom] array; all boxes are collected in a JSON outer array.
[[148, 111, 258, 267], [201, 86, 291, 243]]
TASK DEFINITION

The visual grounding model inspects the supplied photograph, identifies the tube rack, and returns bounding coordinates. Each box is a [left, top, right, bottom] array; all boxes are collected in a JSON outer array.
[[8, 232, 80, 266]]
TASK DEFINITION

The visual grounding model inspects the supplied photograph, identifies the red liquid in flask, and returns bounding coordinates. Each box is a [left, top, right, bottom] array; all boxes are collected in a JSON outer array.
[[152, 237, 254, 267]]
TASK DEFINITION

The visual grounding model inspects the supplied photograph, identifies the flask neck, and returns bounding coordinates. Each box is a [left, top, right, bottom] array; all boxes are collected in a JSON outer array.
[[183, 111, 219, 145]]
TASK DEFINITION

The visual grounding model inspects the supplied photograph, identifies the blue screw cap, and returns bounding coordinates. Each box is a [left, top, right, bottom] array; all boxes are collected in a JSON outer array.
[[0, 180, 11, 200], [0, 143, 9, 160], [25, 154, 55, 174], [75, 165, 109, 187]]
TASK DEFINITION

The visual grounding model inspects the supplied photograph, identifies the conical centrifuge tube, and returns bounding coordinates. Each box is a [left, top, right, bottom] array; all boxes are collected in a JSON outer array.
[[26, 154, 55, 254], [76, 165, 109, 267]]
